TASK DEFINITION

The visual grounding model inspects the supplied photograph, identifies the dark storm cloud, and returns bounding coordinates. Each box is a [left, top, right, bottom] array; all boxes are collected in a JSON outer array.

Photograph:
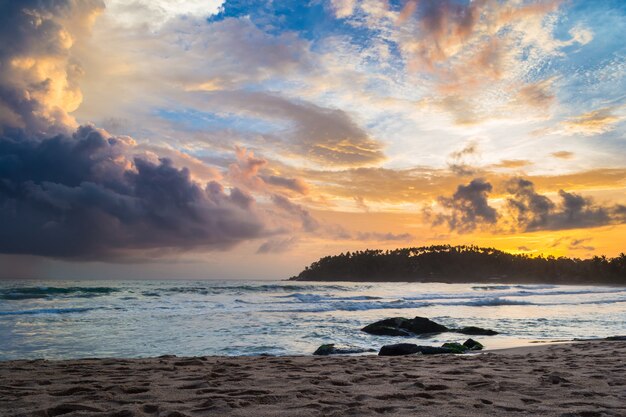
[[432, 177, 626, 234], [0, 126, 265, 259], [505, 178, 555, 230], [433, 178, 498, 233], [506, 178, 626, 231]]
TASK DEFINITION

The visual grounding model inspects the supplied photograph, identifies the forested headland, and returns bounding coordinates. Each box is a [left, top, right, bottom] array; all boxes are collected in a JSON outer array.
[[289, 245, 626, 285]]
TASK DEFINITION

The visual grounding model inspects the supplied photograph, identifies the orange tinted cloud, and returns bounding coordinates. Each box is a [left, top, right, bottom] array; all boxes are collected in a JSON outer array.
[[551, 151, 575, 159], [389, 0, 588, 125], [561, 107, 622, 136], [295, 165, 626, 206], [491, 160, 532, 169], [0, 1, 104, 134]]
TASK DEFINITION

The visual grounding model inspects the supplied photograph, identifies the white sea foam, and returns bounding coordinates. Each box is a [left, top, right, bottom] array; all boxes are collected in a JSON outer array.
[[0, 280, 624, 360]]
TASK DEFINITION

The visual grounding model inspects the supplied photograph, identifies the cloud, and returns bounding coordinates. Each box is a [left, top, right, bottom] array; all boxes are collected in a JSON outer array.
[[353, 196, 369, 212], [430, 176, 626, 234], [568, 238, 594, 252], [551, 151, 574, 159], [382, 0, 593, 125], [201, 90, 385, 167], [447, 140, 480, 175], [0, 1, 278, 261], [0, 0, 104, 135], [513, 79, 555, 111], [505, 178, 555, 230], [256, 237, 299, 254], [353, 231, 413, 242], [322, 223, 414, 242], [228, 146, 267, 190], [492, 160, 532, 169], [568, 25, 593, 46], [330, 0, 356, 19], [271, 194, 320, 233], [431, 178, 498, 233], [553, 189, 615, 228], [560, 107, 623, 136], [104, 0, 224, 28], [74, 15, 315, 128], [449, 140, 479, 160], [0, 125, 266, 259], [506, 178, 626, 231], [261, 175, 309, 194], [290, 163, 626, 208], [227, 147, 309, 195]]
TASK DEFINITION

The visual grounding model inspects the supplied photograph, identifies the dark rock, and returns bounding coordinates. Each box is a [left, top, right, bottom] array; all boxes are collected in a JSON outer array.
[[406, 317, 450, 334], [463, 338, 484, 350], [314, 344, 335, 355], [416, 346, 455, 355], [378, 343, 421, 356], [378, 343, 461, 356], [455, 326, 498, 336], [605, 335, 626, 341], [441, 342, 468, 353], [313, 344, 375, 355], [362, 319, 413, 336], [362, 316, 448, 336]]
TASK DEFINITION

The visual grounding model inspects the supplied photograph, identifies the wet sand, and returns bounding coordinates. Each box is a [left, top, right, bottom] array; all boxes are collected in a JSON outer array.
[[1, 340, 624, 417]]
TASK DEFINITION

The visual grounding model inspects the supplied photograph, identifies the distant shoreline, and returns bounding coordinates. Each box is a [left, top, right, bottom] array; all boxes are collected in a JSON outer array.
[[290, 245, 626, 285], [289, 278, 626, 287]]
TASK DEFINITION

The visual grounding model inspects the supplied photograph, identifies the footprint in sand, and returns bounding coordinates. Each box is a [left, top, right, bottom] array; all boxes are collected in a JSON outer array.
[[49, 386, 96, 396], [424, 384, 449, 391], [44, 403, 104, 416], [142, 404, 159, 413]]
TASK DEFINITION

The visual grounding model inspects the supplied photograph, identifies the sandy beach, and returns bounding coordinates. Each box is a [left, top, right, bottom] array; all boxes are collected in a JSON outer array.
[[0, 340, 624, 417]]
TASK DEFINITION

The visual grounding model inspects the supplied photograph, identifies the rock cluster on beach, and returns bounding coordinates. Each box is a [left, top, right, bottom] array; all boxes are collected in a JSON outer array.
[[378, 338, 484, 356], [315, 316, 492, 356], [361, 316, 498, 337], [313, 344, 376, 356]]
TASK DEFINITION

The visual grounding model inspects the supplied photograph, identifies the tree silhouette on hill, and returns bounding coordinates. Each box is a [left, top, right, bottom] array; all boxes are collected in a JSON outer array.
[[290, 245, 626, 285]]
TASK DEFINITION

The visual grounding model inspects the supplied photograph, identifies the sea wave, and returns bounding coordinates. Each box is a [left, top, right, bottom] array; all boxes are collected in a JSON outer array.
[[577, 297, 626, 306], [262, 300, 432, 313], [276, 293, 383, 303], [447, 297, 532, 307], [265, 296, 533, 312], [154, 284, 357, 296], [0, 287, 117, 300], [0, 307, 99, 316], [404, 287, 626, 303], [471, 285, 512, 291]]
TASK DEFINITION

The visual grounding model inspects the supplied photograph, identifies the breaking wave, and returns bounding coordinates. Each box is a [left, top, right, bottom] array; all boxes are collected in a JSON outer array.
[[0, 307, 99, 316], [0, 287, 117, 300]]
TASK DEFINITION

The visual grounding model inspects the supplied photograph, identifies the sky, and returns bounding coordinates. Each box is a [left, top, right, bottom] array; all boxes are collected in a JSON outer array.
[[0, 0, 625, 280]]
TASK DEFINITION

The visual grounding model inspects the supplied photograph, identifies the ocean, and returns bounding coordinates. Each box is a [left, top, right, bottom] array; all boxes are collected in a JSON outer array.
[[1, 280, 624, 360]]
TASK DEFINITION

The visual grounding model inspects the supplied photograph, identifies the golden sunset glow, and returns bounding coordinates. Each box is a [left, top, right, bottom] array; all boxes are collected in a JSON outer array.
[[0, 0, 624, 279]]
